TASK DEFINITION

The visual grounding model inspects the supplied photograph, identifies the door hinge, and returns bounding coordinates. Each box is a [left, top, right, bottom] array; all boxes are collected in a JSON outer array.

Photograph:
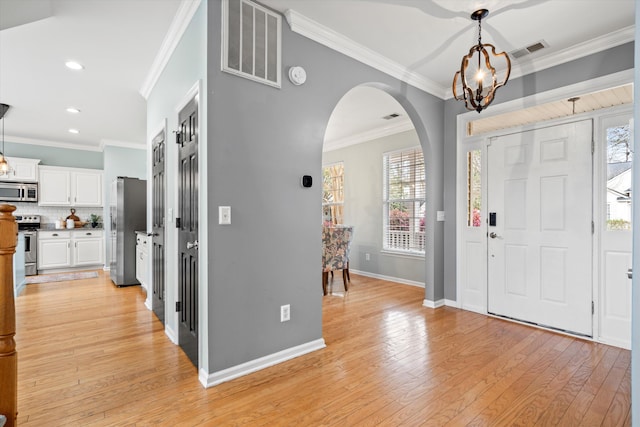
[[176, 301, 182, 312], [592, 221, 594, 234], [592, 301, 594, 315], [175, 217, 181, 228], [591, 139, 595, 154]]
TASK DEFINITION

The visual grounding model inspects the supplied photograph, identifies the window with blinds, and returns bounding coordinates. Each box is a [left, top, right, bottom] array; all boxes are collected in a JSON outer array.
[[383, 148, 425, 254], [222, 0, 281, 88], [323, 162, 344, 225]]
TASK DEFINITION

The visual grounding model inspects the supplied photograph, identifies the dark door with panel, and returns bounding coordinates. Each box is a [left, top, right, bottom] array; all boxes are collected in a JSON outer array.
[[177, 96, 199, 367], [152, 130, 166, 324]]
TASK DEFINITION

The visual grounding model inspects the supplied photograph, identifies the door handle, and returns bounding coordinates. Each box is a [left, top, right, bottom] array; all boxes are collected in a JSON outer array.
[[628, 268, 633, 279], [186, 240, 199, 250], [489, 232, 502, 239]]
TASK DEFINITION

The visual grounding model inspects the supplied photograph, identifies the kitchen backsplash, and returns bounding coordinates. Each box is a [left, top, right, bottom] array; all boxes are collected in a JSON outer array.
[[10, 202, 104, 225]]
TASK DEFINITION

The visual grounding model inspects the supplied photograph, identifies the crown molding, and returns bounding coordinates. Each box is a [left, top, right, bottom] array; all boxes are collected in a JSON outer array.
[[323, 118, 414, 152], [444, 25, 635, 99], [100, 139, 147, 151], [283, 9, 633, 102], [284, 9, 447, 99], [139, 0, 202, 99], [5, 135, 103, 152]]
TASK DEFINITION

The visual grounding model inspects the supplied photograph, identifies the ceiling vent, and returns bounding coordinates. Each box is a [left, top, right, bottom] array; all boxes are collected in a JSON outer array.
[[510, 40, 549, 59], [382, 113, 401, 120]]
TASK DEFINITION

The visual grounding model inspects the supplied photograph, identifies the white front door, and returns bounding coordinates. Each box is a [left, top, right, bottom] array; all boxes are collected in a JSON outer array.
[[487, 120, 593, 336]]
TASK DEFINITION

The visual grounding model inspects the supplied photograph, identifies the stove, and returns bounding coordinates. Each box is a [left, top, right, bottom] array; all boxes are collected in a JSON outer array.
[[15, 215, 41, 230], [15, 215, 40, 276]]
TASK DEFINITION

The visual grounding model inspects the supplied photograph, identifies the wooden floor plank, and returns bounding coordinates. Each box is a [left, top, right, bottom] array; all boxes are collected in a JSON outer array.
[[13, 271, 631, 426]]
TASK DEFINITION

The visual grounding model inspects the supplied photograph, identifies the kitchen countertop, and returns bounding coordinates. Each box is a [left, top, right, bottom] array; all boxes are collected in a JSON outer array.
[[39, 223, 104, 231]]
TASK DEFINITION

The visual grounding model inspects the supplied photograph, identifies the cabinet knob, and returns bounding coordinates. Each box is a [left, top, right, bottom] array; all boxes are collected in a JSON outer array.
[[52, 233, 58, 237]]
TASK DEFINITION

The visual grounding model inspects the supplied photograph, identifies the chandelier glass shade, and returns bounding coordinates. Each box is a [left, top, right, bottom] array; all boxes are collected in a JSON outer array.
[[452, 9, 511, 113]]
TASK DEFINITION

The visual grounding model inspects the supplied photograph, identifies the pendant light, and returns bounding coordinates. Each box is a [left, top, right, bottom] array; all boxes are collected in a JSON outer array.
[[0, 104, 11, 177], [452, 9, 511, 113]]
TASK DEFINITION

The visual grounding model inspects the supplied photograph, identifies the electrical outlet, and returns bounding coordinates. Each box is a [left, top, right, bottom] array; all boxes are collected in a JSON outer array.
[[280, 304, 290, 322], [365, 253, 370, 261]]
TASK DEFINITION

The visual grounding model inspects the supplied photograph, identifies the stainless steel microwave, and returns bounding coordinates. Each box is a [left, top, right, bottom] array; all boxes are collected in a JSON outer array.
[[0, 182, 38, 202]]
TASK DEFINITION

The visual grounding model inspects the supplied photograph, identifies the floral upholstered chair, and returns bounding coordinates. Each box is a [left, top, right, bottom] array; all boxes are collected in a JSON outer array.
[[321, 226, 354, 295]]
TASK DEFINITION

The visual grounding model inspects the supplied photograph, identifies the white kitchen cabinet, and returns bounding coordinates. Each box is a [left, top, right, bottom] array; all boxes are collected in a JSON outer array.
[[73, 229, 104, 266], [39, 166, 103, 207], [136, 232, 149, 288], [38, 229, 104, 271], [38, 167, 71, 205], [3, 157, 40, 182], [38, 230, 72, 270]]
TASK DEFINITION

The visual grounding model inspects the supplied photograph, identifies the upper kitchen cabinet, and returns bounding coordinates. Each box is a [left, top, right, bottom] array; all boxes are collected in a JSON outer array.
[[39, 165, 103, 207], [2, 157, 40, 182]]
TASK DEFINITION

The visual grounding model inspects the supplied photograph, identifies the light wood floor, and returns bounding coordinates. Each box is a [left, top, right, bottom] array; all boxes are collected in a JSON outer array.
[[14, 270, 630, 426]]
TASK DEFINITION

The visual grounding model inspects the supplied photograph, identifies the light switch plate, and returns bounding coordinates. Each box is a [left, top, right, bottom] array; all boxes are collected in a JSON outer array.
[[437, 211, 445, 222], [219, 206, 231, 225]]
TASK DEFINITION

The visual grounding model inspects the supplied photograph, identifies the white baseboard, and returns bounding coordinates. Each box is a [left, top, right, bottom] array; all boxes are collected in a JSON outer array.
[[200, 338, 326, 388], [165, 325, 178, 344], [144, 299, 152, 311], [445, 299, 459, 308], [423, 299, 445, 309], [14, 279, 26, 297], [349, 269, 424, 288]]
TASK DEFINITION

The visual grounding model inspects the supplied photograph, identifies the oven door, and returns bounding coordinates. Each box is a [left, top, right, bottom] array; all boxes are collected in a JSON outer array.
[[23, 231, 37, 264]]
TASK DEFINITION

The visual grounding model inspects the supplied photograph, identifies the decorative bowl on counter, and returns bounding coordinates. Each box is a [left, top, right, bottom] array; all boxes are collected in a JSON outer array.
[[74, 221, 87, 228]]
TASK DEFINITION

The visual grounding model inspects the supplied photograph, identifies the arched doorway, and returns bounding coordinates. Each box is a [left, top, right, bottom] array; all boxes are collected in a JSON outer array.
[[320, 85, 428, 296]]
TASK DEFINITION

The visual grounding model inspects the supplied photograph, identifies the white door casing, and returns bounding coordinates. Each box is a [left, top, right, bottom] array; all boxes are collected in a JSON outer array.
[[486, 120, 593, 336]]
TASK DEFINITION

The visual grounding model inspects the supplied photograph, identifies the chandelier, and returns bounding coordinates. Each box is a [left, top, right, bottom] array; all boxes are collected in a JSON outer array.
[[452, 9, 511, 113]]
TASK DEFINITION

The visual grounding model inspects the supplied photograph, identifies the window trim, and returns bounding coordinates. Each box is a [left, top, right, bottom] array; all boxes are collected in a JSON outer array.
[[322, 161, 345, 226], [382, 146, 426, 255]]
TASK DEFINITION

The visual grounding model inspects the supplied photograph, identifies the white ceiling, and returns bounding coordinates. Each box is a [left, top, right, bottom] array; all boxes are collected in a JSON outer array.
[[0, 0, 182, 150], [0, 0, 635, 152]]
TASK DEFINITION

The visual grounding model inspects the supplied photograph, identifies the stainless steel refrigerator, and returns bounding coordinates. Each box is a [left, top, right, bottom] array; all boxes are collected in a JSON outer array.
[[110, 177, 147, 286]]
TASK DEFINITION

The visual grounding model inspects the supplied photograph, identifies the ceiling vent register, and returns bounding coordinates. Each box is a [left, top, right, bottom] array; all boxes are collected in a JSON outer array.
[[510, 40, 549, 59]]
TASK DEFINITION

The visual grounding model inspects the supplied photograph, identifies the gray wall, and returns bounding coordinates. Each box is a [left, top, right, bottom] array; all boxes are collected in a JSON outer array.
[[442, 42, 635, 301], [322, 129, 425, 284], [3, 140, 103, 169], [206, 0, 444, 373]]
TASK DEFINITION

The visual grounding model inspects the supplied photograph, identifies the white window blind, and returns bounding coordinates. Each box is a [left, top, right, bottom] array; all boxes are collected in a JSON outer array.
[[222, 0, 281, 88], [383, 148, 425, 253], [323, 162, 344, 225]]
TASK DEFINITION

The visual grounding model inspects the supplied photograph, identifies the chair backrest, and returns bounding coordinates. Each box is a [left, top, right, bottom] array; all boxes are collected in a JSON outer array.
[[322, 226, 353, 272]]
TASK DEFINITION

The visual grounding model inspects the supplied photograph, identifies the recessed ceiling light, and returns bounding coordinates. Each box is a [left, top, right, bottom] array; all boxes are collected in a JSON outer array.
[[68, 129, 79, 134], [66, 107, 81, 114], [65, 61, 84, 70]]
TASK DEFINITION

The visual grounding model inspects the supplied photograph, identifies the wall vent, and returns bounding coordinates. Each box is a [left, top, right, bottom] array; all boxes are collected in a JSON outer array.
[[222, 0, 282, 88], [510, 40, 549, 59], [382, 113, 401, 120]]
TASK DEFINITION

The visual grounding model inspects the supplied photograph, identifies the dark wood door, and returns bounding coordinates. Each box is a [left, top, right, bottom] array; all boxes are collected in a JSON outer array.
[[177, 96, 199, 367], [152, 130, 166, 324]]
